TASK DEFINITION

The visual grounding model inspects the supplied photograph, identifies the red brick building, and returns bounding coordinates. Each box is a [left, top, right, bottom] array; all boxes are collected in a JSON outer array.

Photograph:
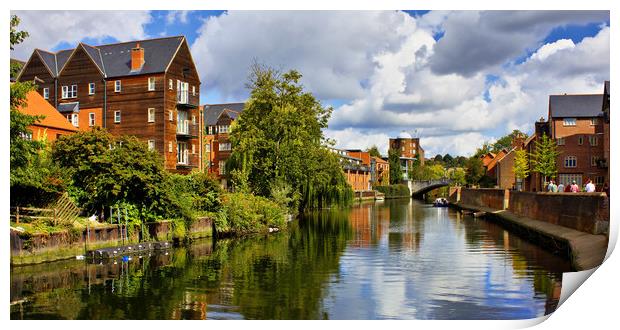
[[371, 156, 390, 186], [203, 103, 245, 186], [331, 148, 371, 192], [389, 131, 425, 181]]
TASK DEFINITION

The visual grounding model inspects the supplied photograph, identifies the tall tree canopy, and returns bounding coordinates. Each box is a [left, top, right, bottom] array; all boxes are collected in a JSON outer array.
[[227, 64, 352, 211], [388, 148, 403, 185], [366, 145, 381, 158]]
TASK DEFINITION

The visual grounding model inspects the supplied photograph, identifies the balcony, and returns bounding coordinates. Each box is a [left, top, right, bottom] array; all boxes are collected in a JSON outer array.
[[176, 121, 199, 137], [176, 90, 198, 109], [177, 152, 200, 168]]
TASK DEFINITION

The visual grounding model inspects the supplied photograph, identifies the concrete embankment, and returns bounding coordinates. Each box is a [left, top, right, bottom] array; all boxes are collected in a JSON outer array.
[[10, 217, 213, 266], [448, 187, 609, 271]]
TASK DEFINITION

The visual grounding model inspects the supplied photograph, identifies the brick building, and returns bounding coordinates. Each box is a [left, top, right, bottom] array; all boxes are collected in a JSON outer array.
[[16, 36, 202, 173], [331, 148, 371, 192], [602, 81, 610, 187], [371, 156, 390, 186], [203, 103, 245, 186], [389, 131, 425, 180]]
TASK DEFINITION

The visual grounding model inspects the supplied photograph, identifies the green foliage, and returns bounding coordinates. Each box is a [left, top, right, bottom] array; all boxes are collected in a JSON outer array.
[[465, 156, 485, 185], [388, 148, 403, 184], [366, 145, 381, 158], [374, 184, 410, 198], [409, 162, 446, 181], [52, 129, 167, 216], [531, 133, 560, 182], [513, 149, 530, 180], [449, 167, 467, 186], [215, 192, 286, 236], [226, 63, 351, 211], [492, 129, 526, 153], [10, 15, 28, 78]]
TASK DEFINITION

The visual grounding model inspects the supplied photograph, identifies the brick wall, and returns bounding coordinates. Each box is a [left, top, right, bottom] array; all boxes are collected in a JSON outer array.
[[509, 191, 609, 234], [460, 188, 508, 210]]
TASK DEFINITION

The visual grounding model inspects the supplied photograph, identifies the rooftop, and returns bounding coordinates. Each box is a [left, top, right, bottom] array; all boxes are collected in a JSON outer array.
[[203, 103, 245, 126], [549, 94, 604, 118]]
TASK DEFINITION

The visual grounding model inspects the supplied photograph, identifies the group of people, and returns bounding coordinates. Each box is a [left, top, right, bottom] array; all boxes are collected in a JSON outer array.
[[546, 179, 604, 194]]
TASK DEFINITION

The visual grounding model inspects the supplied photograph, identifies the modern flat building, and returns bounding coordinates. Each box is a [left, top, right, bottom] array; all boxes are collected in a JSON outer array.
[[389, 131, 425, 181], [331, 148, 371, 192], [203, 103, 245, 185], [15, 90, 78, 142], [16, 36, 202, 173]]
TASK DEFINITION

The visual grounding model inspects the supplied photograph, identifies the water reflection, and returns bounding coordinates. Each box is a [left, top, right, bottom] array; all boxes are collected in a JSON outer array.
[[11, 199, 570, 320]]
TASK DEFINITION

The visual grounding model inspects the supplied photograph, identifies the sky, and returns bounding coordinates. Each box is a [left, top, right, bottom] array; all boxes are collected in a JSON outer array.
[[10, 10, 610, 158]]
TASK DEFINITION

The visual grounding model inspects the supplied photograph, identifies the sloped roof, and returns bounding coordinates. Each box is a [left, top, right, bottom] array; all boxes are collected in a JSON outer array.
[[27, 36, 185, 78], [549, 94, 604, 118], [372, 156, 388, 164], [58, 102, 80, 113], [204, 103, 245, 126], [17, 91, 78, 132]]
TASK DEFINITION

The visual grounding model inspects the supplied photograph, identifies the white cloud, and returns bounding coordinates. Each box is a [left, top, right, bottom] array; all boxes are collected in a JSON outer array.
[[166, 11, 190, 25], [10, 10, 152, 60], [529, 39, 575, 62]]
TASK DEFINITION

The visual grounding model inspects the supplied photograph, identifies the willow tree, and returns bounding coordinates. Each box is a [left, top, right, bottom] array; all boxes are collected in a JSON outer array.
[[227, 64, 352, 211]]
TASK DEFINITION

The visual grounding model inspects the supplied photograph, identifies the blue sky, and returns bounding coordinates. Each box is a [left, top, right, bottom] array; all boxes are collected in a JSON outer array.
[[11, 10, 610, 157]]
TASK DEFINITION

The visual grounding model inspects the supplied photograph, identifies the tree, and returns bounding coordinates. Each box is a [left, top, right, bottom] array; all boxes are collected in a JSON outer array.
[[227, 63, 352, 211], [433, 154, 443, 163], [531, 133, 560, 183], [52, 129, 173, 218], [443, 153, 454, 167], [465, 156, 485, 185], [492, 129, 526, 153], [449, 168, 466, 186], [388, 148, 403, 184], [513, 149, 530, 191], [10, 15, 29, 78], [366, 145, 381, 158]]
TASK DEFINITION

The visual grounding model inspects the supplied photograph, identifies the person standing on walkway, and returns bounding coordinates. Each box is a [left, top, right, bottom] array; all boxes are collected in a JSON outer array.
[[557, 182, 565, 193], [570, 180, 580, 193], [585, 179, 596, 193], [547, 180, 555, 192]]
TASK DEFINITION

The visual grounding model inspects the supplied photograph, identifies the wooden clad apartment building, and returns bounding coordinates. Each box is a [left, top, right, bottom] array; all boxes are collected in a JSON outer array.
[[16, 36, 202, 173]]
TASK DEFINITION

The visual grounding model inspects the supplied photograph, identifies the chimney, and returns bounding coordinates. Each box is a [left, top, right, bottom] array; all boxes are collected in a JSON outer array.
[[131, 43, 144, 71]]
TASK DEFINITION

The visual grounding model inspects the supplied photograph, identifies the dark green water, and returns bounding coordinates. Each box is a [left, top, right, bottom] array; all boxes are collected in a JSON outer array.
[[10, 199, 571, 320]]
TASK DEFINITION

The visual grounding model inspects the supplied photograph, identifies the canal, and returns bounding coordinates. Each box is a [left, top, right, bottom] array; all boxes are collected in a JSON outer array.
[[10, 199, 572, 320]]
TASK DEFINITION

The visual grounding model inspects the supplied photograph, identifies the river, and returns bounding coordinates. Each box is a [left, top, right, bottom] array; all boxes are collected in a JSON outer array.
[[10, 198, 572, 320]]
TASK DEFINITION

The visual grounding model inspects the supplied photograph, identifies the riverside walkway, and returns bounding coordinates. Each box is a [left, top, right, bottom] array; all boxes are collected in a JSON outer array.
[[452, 202, 608, 271]]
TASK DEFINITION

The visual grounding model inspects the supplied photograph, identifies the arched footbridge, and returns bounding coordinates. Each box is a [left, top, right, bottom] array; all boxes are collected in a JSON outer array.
[[407, 179, 452, 197]]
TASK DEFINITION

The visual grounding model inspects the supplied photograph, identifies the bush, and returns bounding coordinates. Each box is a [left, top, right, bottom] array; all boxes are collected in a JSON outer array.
[[374, 184, 411, 198], [215, 192, 286, 236]]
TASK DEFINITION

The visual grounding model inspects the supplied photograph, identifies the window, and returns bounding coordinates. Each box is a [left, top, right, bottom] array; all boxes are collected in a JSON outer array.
[[556, 137, 565, 145], [578, 136, 584, 145], [177, 80, 189, 103], [192, 85, 196, 96], [177, 142, 188, 164], [43, 88, 49, 99], [590, 118, 598, 126], [89, 83, 95, 95], [219, 160, 226, 175], [114, 111, 121, 123], [589, 136, 598, 146], [192, 144, 196, 154], [563, 118, 576, 126], [219, 142, 231, 151], [148, 77, 156, 91], [168, 142, 173, 153], [192, 115, 196, 125], [169, 79, 173, 90], [208, 126, 213, 135], [71, 113, 79, 127], [89, 113, 95, 127], [558, 174, 582, 188], [218, 125, 229, 134], [148, 108, 155, 123], [114, 80, 121, 92], [177, 110, 188, 134], [61, 85, 77, 98], [564, 156, 577, 168], [591, 156, 600, 167], [595, 176, 605, 185], [148, 140, 155, 151], [206, 144, 211, 152], [169, 110, 174, 121]]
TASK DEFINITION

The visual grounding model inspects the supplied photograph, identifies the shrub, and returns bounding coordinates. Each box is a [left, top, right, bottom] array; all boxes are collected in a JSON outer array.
[[215, 192, 286, 236], [374, 184, 411, 198]]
